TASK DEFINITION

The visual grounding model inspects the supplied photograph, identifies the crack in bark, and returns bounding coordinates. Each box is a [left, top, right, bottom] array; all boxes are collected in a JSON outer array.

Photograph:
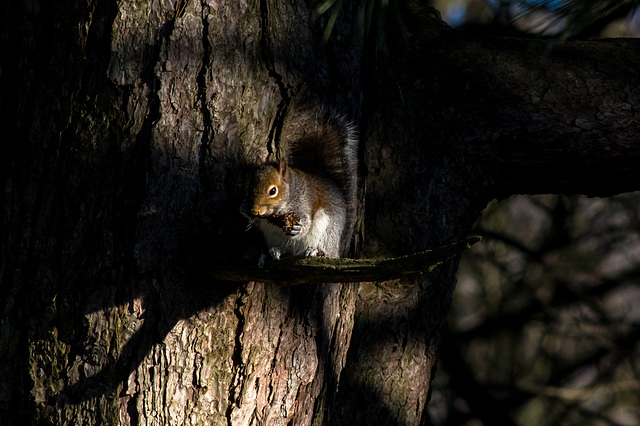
[[267, 322, 285, 404], [226, 286, 247, 425], [135, 9, 180, 154], [259, 0, 291, 158], [198, 0, 213, 179]]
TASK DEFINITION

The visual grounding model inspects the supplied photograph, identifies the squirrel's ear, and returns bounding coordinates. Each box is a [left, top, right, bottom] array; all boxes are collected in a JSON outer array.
[[278, 157, 290, 182], [256, 156, 263, 166]]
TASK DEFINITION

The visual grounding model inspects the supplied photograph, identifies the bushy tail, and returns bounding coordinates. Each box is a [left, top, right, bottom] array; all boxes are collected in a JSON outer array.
[[279, 104, 359, 256]]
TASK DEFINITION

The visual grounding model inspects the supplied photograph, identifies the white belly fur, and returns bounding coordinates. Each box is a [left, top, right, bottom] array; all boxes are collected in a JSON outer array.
[[257, 207, 344, 258]]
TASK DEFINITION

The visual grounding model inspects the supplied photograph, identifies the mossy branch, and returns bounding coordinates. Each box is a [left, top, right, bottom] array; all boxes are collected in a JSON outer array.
[[206, 236, 481, 285]]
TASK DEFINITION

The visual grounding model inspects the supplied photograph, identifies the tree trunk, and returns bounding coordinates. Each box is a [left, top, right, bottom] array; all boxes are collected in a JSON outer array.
[[2, 1, 640, 425]]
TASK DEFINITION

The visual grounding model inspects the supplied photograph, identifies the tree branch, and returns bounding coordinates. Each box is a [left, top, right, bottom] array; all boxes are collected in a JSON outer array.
[[206, 237, 481, 284], [381, 20, 640, 198]]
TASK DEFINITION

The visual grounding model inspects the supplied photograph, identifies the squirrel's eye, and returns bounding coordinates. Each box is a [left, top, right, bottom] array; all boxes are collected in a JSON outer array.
[[268, 185, 278, 197]]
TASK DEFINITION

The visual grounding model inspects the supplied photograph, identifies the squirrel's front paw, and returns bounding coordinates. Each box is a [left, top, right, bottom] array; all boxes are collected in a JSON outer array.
[[286, 223, 302, 236]]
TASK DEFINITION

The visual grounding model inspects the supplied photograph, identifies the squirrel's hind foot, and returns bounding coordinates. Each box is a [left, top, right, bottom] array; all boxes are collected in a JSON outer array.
[[304, 247, 326, 258]]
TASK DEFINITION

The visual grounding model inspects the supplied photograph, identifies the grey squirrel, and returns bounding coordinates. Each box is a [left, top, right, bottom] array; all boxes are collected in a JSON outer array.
[[241, 109, 358, 260]]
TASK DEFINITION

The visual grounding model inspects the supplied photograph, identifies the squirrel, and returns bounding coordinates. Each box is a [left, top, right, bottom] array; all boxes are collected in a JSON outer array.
[[241, 108, 358, 260]]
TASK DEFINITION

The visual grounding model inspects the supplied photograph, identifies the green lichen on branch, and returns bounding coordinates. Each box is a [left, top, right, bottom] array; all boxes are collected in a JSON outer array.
[[207, 236, 481, 284]]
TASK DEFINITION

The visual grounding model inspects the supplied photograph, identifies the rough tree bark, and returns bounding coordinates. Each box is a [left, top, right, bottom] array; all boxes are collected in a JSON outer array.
[[2, 1, 640, 426]]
